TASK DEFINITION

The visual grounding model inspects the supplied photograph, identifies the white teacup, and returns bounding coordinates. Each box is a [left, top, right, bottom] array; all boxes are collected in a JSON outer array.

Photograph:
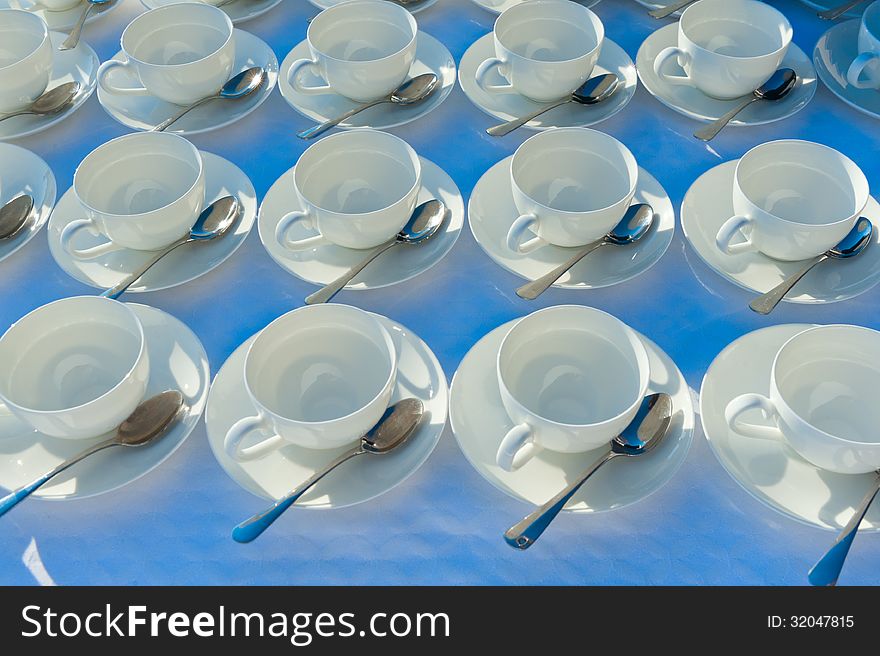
[[0, 296, 149, 440], [725, 325, 880, 475], [847, 0, 880, 89], [224, 304, 398, 461], [275, 130, 421, 251], [61, 132, 206, 259], [475, 0, 604, 102], [652, 0, 792, 100], [496, 305, 650, 472], [715, 140, 869, 262], [97, 3, 235, 106], [0, 10, 53, 114], [506, 128, 638, 254], [287, 0, 418, 102]]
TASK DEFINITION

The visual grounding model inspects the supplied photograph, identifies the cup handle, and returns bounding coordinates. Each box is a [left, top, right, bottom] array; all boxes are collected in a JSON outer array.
[[97, 59, 150, 97], [287, 58, 333, 95], [59, 217, 126, 260], [275, 210, 330, 251], [506, 213, 546, 254], [224, 413, 284, 462], [846, 52, 880, 89], [724, 393, 784, 441], [653, 46, 692, 86], [715, 215, 757, 255], [497, 423, 540, 472], [475, 57, 517, 95]]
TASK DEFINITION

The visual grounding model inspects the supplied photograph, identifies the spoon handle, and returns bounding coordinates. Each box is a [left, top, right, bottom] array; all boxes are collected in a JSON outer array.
[[749, 254, 826, 315], [305, 239, 398, 305], [153, 96, 217, 132], [232, 447, 363, 543], [59, 2, 95, 51], [101, 237, 190, 300], [486, 98, 571, 137], [818, 0, 867, 20], [516, 240, 606, 300], [648, 0, 696, 19], [504, 450, 615, 550], [694, 96, 759, 141], [0, 439, 115, 518], [0, 110, 31, 124], [809, 472, 880, 586], [298, 99, 387, 140]]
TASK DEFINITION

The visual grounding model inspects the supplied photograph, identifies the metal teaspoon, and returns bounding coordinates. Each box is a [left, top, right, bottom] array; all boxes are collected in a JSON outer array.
[[232, 398, 425, 543], [0, 195, 35, 240], [0, 82, 80, 124], [649, 0, 697, 19], [819, 0, 869, 20], [59, 0, 114, 51]]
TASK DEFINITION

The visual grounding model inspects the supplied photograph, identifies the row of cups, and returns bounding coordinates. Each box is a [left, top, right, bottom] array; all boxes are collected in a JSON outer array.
[[2, 295, 878, 481]]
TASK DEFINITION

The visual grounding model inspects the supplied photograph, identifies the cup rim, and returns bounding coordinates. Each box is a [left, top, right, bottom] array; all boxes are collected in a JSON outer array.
[[493, 0, 604, 65], [511, 127, 638, 217], [734, 139, 870, 228], [242, 304, 398, 427], [864, 0, 880, 37], [73, 132, 205, 220], [119, 3, 234, 69], [678, 0, 792, 62], [307, 0, 418, 65], [293, 129, 421, 217], [496, 305, 650, 429], [0, 9, 50, 73], [772, 324, 880, 447], [0, 296, 147, 417]]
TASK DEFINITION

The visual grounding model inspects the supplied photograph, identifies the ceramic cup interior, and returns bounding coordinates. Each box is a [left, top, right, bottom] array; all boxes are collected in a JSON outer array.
[[294, 130, 420, 215], [736, 141, 869, 227], [74, 132, 203, 218], [680, 0, 791, 59], [0, 10, 48, 68], [308, 0, 417, 62], [498, 307, 647, 426], [244, 306, 396, 424], [0, 297, 144, 413], [495, 0, 603, 63], [512, 128, 637, 214], [775, 326, 880, 445]]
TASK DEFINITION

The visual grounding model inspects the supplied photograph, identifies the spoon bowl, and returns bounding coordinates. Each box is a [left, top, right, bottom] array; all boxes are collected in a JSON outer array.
[[0, 195, 35, 240], [828, 217, 873, 260]]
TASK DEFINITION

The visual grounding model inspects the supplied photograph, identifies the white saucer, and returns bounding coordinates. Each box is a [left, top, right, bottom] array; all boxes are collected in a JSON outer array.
[[469, 0, 599, 15], [701, 324, 880, 531], [206, 315, 448, 507], [800, 0, 865, 19], [47, 152, 257, 293], [631, 0, 684, 16], [140, 0, 283, 23], [258, 157, 463, 291], [0, 32, 97, 141], [815, 20, 880, 120], [97, 29, 279, 135], [469, 158, 674, 289], [451, 320, 693, 512], [279, 32, 454, 131], [0, 144, 55, 265], [309, 0, 439, 12], [681, 160, 880, 304], [637, 23, 817, 126], [458, 34, 637, 130], [2, 0, 120, 31], [0, 304, 209, 500]]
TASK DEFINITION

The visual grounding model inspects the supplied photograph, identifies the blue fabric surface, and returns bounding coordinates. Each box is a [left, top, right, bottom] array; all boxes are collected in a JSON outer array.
[[0, 0, 878, 585]]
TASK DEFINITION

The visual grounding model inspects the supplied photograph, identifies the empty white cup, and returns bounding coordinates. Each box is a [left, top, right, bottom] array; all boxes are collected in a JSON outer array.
[[652, 0, 792, 100], [0, 297, 149, 440], [475, 0, 604, 102], [0, 10, 53, 114], [61, 132, 206, 259], [287, 0, 418, 102], [725, 324, 880, 474], [506, 128, 639, 254], [97, 3, 235, 106], [847, 0, 880, 89], [275, 130, 421, 251], [496, 305, 650, 472], [224, 304, 398, 461], [715, 140, 869, 262]]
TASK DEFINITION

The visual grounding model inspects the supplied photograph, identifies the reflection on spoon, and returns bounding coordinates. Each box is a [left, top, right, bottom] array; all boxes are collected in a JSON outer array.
[[0, 195, 35, 240]]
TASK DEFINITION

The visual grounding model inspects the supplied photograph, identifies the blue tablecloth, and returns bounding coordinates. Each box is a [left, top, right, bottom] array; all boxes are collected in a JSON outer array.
[[1, 0, 878, 586]]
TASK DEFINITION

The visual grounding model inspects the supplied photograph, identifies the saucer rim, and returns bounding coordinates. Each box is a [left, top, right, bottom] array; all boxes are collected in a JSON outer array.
[[139, 0, 284, 23], [308, 0, 439, 12], [1, 0, 120, 31], [814, 20, 880, 121], [467, 0, 599, 15], [0, 143, 56, 264]]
